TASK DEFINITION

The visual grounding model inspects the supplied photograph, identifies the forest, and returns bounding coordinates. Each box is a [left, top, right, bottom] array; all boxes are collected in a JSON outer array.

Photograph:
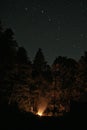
[[0, 20, 87, 117]]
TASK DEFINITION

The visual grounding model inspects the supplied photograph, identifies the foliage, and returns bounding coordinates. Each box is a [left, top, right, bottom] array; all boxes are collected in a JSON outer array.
[[0, 20, 87, 113]]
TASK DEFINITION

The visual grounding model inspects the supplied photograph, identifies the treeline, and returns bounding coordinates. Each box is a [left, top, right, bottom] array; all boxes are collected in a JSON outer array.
[[0, 20, 87, 113]]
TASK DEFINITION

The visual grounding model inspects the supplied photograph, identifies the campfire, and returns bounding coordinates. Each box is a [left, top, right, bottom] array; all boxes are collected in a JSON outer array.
[[36, 97, 48, 116], [36, 105, 47, 116], [37, 110, 43, 116]]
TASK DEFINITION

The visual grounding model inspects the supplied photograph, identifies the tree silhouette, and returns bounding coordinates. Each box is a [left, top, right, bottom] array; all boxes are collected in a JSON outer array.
[[0, 28, 18, 64], [16, 46, 30, 64], [0, 20, 87, 115], [52, 56, 77, 89], [75, 51, 87, 98], [0, 20, 3, 37], [33, 48, 47, 72]]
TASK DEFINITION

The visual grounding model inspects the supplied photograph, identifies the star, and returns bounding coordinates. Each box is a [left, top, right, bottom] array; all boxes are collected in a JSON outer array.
[[56, 38, 60, 41], [25, 7, 28, 11], [72, 44, 77, 48], [58, 26, 61, 31], [48, 18, 51, 22], [41, 10, 44, 14], [80, 34, 84, 38]]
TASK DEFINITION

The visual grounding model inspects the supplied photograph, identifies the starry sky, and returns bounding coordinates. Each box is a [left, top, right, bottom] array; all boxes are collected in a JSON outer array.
[[0, 0, 87, 64]]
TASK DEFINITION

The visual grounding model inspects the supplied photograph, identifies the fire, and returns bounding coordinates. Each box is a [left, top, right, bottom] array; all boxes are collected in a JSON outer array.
[[37, 107, 45, 116], [37, 110, 43, 116], [36, 97, 48, 116]]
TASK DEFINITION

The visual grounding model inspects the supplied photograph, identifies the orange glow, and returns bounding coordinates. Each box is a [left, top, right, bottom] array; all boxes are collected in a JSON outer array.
[[37, 111, 43, 116], [37, 107, 45, 116], [36, 97, 48, 116]]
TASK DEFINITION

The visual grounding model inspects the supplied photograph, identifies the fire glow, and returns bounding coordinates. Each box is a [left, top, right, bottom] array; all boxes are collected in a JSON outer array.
[[37, 109, 43, 116], [37, 97, 48, 116]]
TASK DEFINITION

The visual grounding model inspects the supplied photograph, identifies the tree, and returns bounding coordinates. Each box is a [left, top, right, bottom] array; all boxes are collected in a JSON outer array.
[[0, 28, 18, 64], [0, 20, 3, 37], [0, 25, 19, 105], [16, 46, 30, 64], [74, 51, 87, 99], [33, 48, 47, 72], [77, 51, 87, 84], [32, 48, 52, 83], [52, 56, 77, 89]]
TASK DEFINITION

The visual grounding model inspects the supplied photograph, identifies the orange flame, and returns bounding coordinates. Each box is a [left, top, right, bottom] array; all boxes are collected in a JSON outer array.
[[37, 110, 43, 116], [37, 97, 48, 116]]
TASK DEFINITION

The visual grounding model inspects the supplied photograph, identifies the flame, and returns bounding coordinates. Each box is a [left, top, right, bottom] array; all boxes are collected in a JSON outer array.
[[37, 97, 48, 116], [37, 106, 45, 116], [37, 110, 43, 116]]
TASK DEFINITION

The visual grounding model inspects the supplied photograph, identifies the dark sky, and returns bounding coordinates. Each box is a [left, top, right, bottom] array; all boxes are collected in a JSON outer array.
[[0, 0, 87, 64]]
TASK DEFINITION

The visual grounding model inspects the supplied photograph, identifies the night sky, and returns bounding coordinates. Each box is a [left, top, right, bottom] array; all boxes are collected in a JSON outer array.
[[0, 0, 87, 64]]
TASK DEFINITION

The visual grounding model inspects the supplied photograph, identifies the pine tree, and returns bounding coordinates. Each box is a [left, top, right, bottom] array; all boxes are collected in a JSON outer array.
[[33, 48, 47, 72]]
